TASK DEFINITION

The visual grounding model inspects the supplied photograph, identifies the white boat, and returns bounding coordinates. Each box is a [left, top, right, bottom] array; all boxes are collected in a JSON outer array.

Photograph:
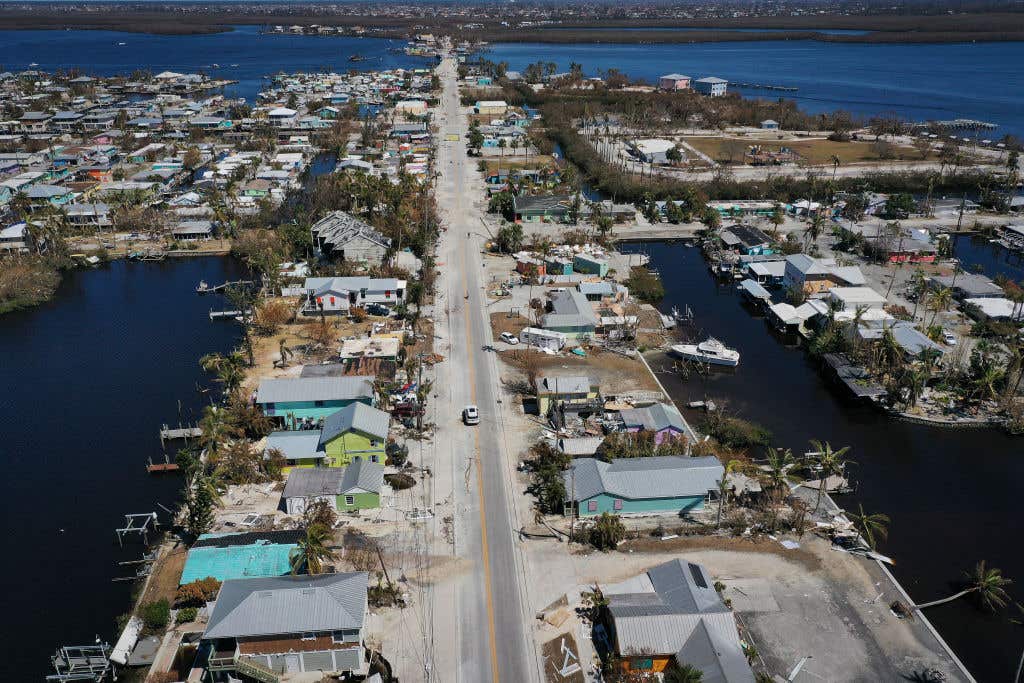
[[671, 338, 740, 367]]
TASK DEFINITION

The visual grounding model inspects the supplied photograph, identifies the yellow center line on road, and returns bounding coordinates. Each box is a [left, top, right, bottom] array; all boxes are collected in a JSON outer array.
[[448, 68, 502, 683]]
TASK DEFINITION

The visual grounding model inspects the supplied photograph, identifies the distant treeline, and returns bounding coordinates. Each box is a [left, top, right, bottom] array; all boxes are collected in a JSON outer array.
[[2, 7, 1023, 41]]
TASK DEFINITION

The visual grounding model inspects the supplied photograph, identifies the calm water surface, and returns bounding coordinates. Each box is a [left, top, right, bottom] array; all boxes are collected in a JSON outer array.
[[0, 257, 244, 679], [488, 40, 1024, 139], [621, 240, 1022, 682], [0, 25, 425, 102]]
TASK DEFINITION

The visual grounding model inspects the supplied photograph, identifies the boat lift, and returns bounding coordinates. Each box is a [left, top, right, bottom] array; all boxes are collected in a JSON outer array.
[[47, 643, 112, 682], [115, 512, 158, 547]]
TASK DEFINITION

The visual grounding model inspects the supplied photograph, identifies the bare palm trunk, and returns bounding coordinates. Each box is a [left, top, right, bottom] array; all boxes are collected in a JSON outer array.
[[914, 587, 976, 610]]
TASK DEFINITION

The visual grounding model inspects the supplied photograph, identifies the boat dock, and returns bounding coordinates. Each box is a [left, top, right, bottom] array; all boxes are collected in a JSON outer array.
[[196, 279, 255, 294], [733, 82, 798, 92], [209, 309, 243, 320]]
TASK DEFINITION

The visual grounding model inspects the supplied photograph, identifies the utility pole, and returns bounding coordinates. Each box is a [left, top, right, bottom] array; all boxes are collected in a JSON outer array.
[[955, 191, 966, 233], [416, 351, 425, 432]]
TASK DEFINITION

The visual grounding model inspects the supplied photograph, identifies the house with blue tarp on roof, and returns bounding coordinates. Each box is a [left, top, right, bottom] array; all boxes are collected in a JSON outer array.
[[179, 530, 303, 585]]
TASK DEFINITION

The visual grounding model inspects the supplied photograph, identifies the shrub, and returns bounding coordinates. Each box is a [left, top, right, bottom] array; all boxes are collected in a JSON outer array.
[[175, 577, 222, 608], [385, 472, 416, 490], [626, 266, 665, 303], [588, 512, 626, 551], [175, 607, 198, 624], [141, 599, 170, 631], [386, 440, 409, 467]]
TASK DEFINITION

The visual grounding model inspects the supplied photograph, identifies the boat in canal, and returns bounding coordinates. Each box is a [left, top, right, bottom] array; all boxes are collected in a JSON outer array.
[[671, 338, 740, 366]]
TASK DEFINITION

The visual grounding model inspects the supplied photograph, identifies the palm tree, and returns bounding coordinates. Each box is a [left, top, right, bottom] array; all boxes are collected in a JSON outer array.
[[849, 504, 889, 550], [665, 663, 704, 683], [928, 287, 953, 328], [804, 212, 825, 250], [909, 268, 927, 321], [289, 523, 334, 575], [763, 447, 794, 499], [830, 154, 840, 182], [914, 561, 1012, 611], [809, 440, 851, 513]]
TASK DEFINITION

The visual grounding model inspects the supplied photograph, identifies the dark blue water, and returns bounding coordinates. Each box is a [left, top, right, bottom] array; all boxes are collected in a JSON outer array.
[[488, 40, 1024, 139], [0, 257, 245, 680], [0, 25, 422, 102], [622, 240, 1022, 682], [547, 26, 869, 35]]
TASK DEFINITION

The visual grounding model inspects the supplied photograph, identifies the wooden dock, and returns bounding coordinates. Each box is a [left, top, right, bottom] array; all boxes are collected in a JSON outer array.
[[159, 424, 201, 440], [209, 309, 243, 320], [196, 279, 255, 294], [147, 461, 180, 474]]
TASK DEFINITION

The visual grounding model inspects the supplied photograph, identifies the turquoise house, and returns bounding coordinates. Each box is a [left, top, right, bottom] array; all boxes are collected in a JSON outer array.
[[545, 256, 573, 276], [563, 456, 723, 517], [256, 375, 375, 428], [179, 530, 301, 584], [573, 254, 609, 277]]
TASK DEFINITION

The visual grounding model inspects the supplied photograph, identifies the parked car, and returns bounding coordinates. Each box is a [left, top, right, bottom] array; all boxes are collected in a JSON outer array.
[[500, 332, 519, 345], [365, 303, 389, 316], [462, 405, 479, 425], [942, 331, 957, 346]]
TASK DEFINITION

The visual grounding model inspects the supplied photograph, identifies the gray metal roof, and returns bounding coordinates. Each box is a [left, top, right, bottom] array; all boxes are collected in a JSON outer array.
[[618, 403, 687, 434], [564, 456, 723, 501], [310, 210, 391, 250], [604, 560, 754, 683], [536, 375, 593, 395], [320, 402, 390, 443], [256, 376, 374, 405], [339, 458, 384, 494], [283, 467, 345, 499], [204, 572, 368, 639], [264, 430, 325, 462]]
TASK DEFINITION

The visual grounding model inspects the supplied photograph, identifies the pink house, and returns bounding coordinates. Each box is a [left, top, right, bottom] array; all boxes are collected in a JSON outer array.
[[618, 403, 689, 445], [658, 73, 691, 91]]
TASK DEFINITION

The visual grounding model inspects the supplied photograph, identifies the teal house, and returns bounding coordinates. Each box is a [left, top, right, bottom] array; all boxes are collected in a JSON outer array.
[[563, 456, 724, 517], [573, 254, 609, 277], [255, 375, 375, 428], [179, 530, 301, 584]]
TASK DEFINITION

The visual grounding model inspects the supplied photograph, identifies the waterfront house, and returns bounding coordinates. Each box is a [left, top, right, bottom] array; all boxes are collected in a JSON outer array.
[[540, 288, 599, 338], [281, 459, 384, 515], [171, 220, 214, 241], [203, 572, 368, 679], [310, 210, 392, 265], [784, 254, 865, 296], [856, 320, 944, 360], [255, 375, 375, 427], [0, 222, 31, 253], [929, 272, 1003, 300], [563, 456, 723, 517], [318, 402, 390, 466], [601, 559, 754, 681], [720, 224, 773, 255], [617, 402, 690, 444], [535, 375, 600, 416], [709, 200, 780, 219], [827, 286, 887, 313], [179, 530, 302, 584], [302, 276, 406, 315], [66, 202, 112, 229], [513, 194, 572, 223], [573, 253, 609, 277], [658, 74, 691, 91], [19, 111, 51, 133], [693, 77, 728, 97], [761, 119, 779, 130]]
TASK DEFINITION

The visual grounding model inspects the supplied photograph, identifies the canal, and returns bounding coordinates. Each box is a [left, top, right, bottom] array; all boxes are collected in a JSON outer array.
[[621, 240, 1023, 683], [0, 256, 245, 680]]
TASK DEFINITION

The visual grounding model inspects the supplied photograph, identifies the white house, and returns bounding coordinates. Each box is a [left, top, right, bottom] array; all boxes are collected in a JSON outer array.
[[694, 77, 728, 96], [267, 107, 298, 128]]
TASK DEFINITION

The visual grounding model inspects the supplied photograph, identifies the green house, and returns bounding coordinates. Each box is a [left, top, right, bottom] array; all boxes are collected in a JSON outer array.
[[564, 456, 724, 517], [282, 460, 385, 515], [318, 402, 390, 467]]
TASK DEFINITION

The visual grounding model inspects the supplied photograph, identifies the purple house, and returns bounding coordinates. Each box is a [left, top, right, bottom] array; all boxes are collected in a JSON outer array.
[[618, 403, 689, 445]]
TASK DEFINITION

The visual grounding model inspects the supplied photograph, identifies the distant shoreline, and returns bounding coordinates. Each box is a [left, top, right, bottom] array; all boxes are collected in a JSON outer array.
[[0, 10, 1023, 43]]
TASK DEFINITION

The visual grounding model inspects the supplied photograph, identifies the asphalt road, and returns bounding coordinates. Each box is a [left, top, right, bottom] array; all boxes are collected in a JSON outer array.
[[432, 55, 536, 683]]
